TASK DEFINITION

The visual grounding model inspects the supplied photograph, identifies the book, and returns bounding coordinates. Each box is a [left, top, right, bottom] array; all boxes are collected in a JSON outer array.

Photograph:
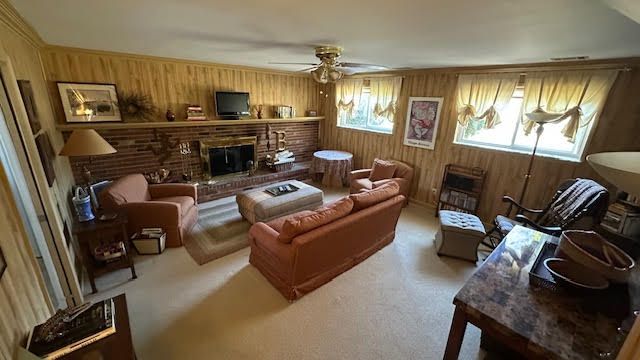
[[26, 299, 116, 359]]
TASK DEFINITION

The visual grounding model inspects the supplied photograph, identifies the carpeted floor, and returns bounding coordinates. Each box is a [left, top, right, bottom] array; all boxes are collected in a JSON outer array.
[[86, 184, 483, 360]]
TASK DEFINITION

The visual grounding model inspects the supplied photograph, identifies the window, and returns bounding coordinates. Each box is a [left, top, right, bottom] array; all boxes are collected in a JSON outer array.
[[455, 86, 594, 161], [337, 87, 393, 134]]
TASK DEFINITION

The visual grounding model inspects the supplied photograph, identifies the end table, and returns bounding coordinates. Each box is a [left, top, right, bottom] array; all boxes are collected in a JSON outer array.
[[72, 213, 137, 293]]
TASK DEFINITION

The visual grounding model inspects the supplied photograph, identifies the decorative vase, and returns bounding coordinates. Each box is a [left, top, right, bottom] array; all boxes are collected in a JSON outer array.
[[166, 109, 176, 122]]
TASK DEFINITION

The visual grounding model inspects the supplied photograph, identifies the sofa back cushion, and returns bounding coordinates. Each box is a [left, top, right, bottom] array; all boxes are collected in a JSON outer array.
[[369, 159, 397, 182], [277, 197, 354, 243], [100, 174, 151, 209], [349, 181, 400, 212]]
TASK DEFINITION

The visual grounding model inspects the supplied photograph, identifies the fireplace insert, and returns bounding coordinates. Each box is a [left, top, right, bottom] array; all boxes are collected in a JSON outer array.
[[200, 137, 257, 178]]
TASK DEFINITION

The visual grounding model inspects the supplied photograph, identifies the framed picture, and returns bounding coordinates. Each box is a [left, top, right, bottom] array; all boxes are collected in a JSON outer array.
[[57, 82, 121, 123], [35, 132, 56, 187], [403, 97, 444, 150], [17, 80, 42, 134], [0, 247, 6, 280]]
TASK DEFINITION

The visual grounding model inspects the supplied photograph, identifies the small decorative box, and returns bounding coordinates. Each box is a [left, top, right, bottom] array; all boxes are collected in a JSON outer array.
[[131, 229, 166, 255]]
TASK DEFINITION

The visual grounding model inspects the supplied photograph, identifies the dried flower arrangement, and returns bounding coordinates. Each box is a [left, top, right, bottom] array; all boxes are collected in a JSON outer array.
[[118, 92, 157, 122]]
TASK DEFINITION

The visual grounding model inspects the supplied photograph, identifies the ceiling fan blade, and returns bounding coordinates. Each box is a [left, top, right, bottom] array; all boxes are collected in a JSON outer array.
[[299, 66, 319, 72], [337, 62, 391, 71], [268, 62, 319, 66]]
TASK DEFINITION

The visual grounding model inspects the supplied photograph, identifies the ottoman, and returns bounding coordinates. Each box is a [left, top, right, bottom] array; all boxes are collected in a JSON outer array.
[[435, 210, 486, 263], [236, 180, 324, 224]]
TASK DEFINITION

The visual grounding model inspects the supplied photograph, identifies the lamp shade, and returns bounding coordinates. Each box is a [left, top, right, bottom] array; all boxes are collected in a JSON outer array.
[[59, 129, 117, 157], [586, 152, 640, 197]]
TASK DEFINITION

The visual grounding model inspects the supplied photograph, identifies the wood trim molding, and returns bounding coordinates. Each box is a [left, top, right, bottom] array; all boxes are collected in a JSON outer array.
[[0, 0, 44, 48], [42, 45, 316, 77], [56, 117, 323, 131]]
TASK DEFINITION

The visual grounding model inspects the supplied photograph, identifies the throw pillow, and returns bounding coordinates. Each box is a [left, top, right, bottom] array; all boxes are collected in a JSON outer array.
[[349, 181, 400, 212], [266, 210, 315, 233], [277, 197, 354, 243], [369, 159, 397, 182]]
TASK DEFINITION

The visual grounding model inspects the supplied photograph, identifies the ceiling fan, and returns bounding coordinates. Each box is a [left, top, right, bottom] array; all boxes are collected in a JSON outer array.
[[270, 46, 390, 84]]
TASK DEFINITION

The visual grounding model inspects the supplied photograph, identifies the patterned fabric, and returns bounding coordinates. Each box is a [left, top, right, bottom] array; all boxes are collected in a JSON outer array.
[[310, 150, 353, 187], [540, 179, 606, 227]]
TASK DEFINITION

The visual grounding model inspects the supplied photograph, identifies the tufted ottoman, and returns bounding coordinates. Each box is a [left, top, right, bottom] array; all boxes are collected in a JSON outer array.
[[435, 210, 486, 262]]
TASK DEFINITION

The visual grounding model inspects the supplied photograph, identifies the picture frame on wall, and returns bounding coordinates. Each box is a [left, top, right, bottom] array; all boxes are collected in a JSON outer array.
[[35, 132, 56, 187], [57, 82, 122, 123], [17, 80, 42, 134], [0, 246, 6, 280], [403, 97, 444, 150]]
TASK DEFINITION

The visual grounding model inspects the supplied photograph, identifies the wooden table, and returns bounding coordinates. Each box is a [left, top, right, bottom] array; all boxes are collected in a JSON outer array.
[[72, 213, 137, 293], [444, 225, 639, 359], [309, 150, 353, 187], [60, 294, 136, 359]]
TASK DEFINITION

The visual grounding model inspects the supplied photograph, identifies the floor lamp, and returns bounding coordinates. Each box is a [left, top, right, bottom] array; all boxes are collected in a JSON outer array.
[[516, 108, 564, 205]]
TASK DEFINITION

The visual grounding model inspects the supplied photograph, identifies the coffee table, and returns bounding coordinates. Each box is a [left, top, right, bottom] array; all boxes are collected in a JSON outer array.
[[236, 180, 324, 224]]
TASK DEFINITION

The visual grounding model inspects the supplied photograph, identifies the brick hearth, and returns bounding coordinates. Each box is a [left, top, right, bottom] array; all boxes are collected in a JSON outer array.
[[62, 121, 319, 202]]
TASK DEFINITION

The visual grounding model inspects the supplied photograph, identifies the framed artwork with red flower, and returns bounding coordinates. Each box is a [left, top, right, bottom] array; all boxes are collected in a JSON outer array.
[[403, 97, 443, 150]]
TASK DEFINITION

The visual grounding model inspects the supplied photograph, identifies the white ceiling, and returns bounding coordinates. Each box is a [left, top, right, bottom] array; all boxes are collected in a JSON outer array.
[[11, 0, 640, 72]]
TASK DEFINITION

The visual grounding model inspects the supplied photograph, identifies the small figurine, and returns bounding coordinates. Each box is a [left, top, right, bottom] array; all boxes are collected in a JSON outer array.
[[166, 109, 176, 122], [257, 104, 263, 119]]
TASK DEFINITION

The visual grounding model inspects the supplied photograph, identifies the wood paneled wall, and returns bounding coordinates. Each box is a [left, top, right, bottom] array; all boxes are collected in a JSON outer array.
[[320, 65, 640, 222], [39, 46, 322, 123]]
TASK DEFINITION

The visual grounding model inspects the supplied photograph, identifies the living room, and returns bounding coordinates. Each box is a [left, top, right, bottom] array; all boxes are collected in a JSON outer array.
[[1, 0, 639, 359]]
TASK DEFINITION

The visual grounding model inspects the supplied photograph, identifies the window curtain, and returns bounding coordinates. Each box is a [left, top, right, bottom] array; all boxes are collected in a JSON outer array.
[[369, 77, 403, 121], [456, 73, 520, 128], [521, 70, 618, 142], [335, 78, 364, 119]]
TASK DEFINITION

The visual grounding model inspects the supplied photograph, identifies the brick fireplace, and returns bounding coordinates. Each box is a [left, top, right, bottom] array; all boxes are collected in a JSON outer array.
[[60, 119, 320, 203]]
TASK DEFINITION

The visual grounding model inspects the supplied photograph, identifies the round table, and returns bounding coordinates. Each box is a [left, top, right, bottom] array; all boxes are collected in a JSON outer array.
[[310, 150, 353, 187]]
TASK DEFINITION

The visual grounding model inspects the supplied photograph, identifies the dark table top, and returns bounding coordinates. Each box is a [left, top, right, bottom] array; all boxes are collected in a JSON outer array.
[[60, 294, 135, 360], [454, 225, 639, 359], [72, 212, 127, 235]]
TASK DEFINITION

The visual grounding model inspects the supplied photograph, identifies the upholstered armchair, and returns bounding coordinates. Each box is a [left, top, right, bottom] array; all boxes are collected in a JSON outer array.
[[350, 159, 414, 206], [100, 174, 198, 247]]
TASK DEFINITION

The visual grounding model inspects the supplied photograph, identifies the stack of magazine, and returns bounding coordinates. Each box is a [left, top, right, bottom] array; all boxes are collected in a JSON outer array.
[[26, 299, 116, 359]]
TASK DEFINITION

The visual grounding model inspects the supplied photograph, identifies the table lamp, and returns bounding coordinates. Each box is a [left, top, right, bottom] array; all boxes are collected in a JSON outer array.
[[586, 152, 640, 198], [59, 129, 117, 184]]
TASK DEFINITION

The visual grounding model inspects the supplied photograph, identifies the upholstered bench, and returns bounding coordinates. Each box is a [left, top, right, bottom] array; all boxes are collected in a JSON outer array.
[[236, 180, 324, 224], [435, 210, 486, 263]]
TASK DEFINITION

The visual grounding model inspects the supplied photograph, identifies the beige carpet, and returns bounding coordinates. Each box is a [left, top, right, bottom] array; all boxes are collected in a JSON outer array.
[[184, 196, 251, 265], [86, 185, 483, 360]]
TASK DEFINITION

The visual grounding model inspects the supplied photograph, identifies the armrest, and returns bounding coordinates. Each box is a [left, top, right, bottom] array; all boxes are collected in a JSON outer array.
[[248, 222, 279, 242], [248, 223, 293, 269], [515, 214, 562, 236], [120, 201, 181, 228], [350, 169, 372, 180], [501, 196, 544, 214], [149, 183, 197, 202]]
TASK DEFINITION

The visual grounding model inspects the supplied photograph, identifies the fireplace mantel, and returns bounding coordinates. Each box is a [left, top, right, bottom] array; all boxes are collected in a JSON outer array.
[[56, 116, 323, 131]]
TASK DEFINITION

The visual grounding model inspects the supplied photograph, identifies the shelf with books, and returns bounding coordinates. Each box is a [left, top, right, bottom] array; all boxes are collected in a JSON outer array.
[[436, 164, 486, 217]]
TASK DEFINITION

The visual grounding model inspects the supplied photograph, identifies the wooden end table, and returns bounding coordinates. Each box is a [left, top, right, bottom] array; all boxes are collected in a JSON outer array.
[[72, 213, 137, 293], [59, 294, 136, 359]]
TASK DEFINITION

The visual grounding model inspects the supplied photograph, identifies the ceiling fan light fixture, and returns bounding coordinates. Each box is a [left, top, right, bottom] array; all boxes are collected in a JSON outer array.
[[328, 69, 344, 82], [312, 67, 328, 84]]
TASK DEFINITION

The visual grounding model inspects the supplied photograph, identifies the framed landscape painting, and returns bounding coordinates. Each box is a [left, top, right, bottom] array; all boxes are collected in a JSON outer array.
[[35, 132, 56, 187], [403, 97, 444, 150], [17, 80, 42, 134], [57, 82, 122, 123]]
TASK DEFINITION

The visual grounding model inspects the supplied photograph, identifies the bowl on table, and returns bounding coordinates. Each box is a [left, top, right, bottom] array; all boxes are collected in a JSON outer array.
[[543, 258, 610, 291], [555, 230, 635, 283]]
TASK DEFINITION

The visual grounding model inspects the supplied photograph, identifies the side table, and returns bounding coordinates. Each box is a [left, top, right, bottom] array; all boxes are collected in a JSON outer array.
[[72, 213, 137, 293], [309, 150, 353, 187]]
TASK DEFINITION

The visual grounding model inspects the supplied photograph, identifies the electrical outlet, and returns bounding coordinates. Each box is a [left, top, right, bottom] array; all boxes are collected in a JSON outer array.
[[431, 188, 438, 195]]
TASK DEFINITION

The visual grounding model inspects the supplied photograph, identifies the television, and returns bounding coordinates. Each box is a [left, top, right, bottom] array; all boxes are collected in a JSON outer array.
[[215, 91, 250, 119]]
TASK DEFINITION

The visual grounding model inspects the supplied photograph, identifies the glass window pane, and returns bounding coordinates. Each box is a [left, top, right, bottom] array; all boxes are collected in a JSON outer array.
[[513, 120, 577, 154], [459, 95, 521, 146]]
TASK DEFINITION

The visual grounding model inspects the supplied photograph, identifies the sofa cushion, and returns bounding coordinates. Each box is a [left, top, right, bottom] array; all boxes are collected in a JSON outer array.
[[369, 159, 397, 182], [154, 196, 195, 216], [266, 210, 315, 233], [349, 182, 400, 212], [277, 197, 354, 243]]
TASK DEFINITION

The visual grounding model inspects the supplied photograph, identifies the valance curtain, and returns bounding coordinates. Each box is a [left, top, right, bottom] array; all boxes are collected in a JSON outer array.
[[456, 73, 520, 128], [521, 70, 618, 142], [369, 77, 403, 120], [335, 78, 364, 118]]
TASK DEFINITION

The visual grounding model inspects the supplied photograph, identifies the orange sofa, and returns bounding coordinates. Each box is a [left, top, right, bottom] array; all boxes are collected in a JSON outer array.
[[350, 159, 414, 206], [248, 182, 405, 301], [100, 174, 198, 247]]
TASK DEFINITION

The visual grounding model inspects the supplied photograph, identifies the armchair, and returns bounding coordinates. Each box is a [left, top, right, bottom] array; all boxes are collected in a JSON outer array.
[[100, 174, 198, 247], [350, 159, 414, 206], [485, 178, 609, 247]]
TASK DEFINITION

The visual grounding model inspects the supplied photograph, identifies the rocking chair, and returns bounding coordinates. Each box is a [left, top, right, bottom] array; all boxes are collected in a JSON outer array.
[[484, 178, 609, 248]]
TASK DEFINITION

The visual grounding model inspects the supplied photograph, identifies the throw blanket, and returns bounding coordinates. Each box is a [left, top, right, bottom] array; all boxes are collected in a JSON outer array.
[[540, 179, 606, 227]]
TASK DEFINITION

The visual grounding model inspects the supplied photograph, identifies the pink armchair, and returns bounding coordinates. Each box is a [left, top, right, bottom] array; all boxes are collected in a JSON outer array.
[[350, 159, 414, 206], [100, 174, 198, 247]]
